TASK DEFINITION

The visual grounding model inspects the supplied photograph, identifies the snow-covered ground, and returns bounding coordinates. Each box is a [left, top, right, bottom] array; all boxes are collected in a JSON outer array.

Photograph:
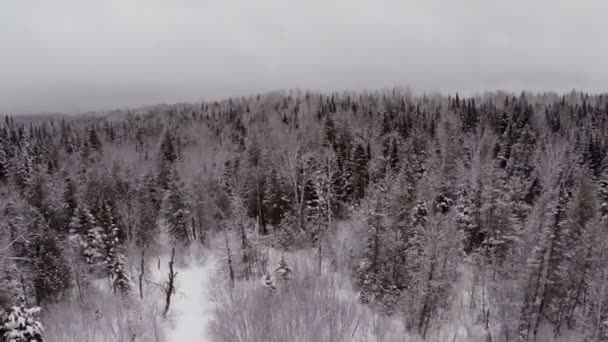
[[164, 252, 216, 342]]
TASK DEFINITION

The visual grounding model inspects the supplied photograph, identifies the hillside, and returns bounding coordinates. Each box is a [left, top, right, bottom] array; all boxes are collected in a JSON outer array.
[[1, 90, 607, 341]]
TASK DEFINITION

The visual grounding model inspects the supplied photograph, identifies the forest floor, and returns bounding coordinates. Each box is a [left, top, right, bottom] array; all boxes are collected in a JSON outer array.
[[159, 248, 216, 342]]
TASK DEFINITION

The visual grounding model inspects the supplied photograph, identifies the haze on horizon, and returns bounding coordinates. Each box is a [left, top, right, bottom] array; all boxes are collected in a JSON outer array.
[[2, 0, 608, 114]]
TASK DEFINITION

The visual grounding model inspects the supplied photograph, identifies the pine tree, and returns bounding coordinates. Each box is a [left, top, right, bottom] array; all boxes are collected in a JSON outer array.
[[31, 230, 71, 305], [11, 141, 33, 191], [333, 127, 354, 205], [550, 173, 596, 334], [0, 197, 70, 306], [311, 149, 338, 243], [162, 169, 193, 243], [229, 192, 260, 280], [158, 130, 179, 190], [61, 178, 78, 234], [479, 164, 518, 262], [323, 115, 337, 148], [263, 169, 289, 227], [351, 143, 369, 201], [356, 181, 389, 305], [519, 177, 573, 341], [0, 305, 44, 342], [0, 129, 8, 184], [97, 201, 130, 295], [87, 126, 102, 152], [412, 209, 461, 338], [274, 255, 292, 284], [599, 166, 608, 219], [455, 186, 481, 253], [136, 173, 161, 247], [244, 137, 267, 234], [69, 205, 105, 267]]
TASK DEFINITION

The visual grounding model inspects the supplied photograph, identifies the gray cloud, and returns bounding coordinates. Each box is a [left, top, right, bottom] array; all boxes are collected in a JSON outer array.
[[1, 0, 607, 114]]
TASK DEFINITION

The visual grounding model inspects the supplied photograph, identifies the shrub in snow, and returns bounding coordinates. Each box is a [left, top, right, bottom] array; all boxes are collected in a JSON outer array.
[[0, 306, 44, 342], [262, 273, 276, 292], [274, 256, 292, 283]]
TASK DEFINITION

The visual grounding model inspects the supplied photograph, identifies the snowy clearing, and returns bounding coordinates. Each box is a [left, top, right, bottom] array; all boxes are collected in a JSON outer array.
[[165, 254, 216, 342]]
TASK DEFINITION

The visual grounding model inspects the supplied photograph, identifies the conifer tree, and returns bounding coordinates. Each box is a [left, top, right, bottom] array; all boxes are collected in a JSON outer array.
[[356, 181, 389, 305], [479, 164, 517, 262], [97, 201, 130, 295], [351, 143, 369, 201], [136, 173, 161, 247], [599, 166, 608, 219], [12, 142, 33, 191], [519, 174, 574, 341], [263, 169, 289, 227], [162, 169, 193, 243], [61, 178, 78, 234], [0, 305, 44, 342], [0, 130, 8, 184], [244, 137, 267, 234], [274, 255, 292, 284], [70, 206, 104, 267], [31, 230, 71, 305], [158, 130, 179, 190]]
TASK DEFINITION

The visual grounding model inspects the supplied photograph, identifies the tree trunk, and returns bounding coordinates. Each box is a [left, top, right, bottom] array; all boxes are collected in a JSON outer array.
[[138, 248, 145, 300], [75, 269, 83, 302], [256, 178, 267, 235], [224, 228, 235, 289], [418, 258, 435, 339], [163, 247, 178, 317], [317, 242, 322, 275]]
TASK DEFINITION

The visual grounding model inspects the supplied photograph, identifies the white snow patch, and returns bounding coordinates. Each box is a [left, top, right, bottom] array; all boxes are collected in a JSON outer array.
[[164, 252, 217, 342]]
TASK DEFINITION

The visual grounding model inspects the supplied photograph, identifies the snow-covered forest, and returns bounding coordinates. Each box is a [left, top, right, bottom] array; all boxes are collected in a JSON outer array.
[[1, 89, 608, 342]]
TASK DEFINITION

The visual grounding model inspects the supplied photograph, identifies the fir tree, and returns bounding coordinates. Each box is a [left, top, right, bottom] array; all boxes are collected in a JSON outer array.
[[351, 143, 369, 201], [158, 130, 179, 190], [97, 201, 130, 295], [87, 126, 101, 152], [69, 205, 105, 267], [61, 178, 78, 234], [0, 306, 44, 342], [274, 255, 292, 284], [599, 166, 608, 219], [263, 169, 289, 227], [356, 181, 389, 305], [0, 130, 8, 184], [136, 173, 161, 247], [479, 164, 517, 262], [31, 231, 71, 305], [11, 142, 33, 191], [162, 169, 193, 243]]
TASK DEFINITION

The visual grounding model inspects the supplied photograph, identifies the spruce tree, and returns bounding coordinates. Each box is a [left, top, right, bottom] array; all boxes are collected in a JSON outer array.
[[136, 173, 161, 247], [274, 255, 292, 284], [0, 130, 8, 184], [351, 143, 369, 201], [11, 142, 33, 191], [599, 166, 608, 219], [31, 230, 71, 305], [158, 130, 179, 190], [97, 201, 130, 295], [263, 169, 289, 227], [0, 305, 44, 342], [61, 178, 78, 234], [356, 181, 389, 305], [162, 169, 193, 243], [69, 205, 105, 268]]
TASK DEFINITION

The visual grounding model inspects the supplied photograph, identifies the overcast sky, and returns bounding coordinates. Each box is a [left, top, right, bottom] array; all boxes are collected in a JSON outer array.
[[1, 0, 607, 114]]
